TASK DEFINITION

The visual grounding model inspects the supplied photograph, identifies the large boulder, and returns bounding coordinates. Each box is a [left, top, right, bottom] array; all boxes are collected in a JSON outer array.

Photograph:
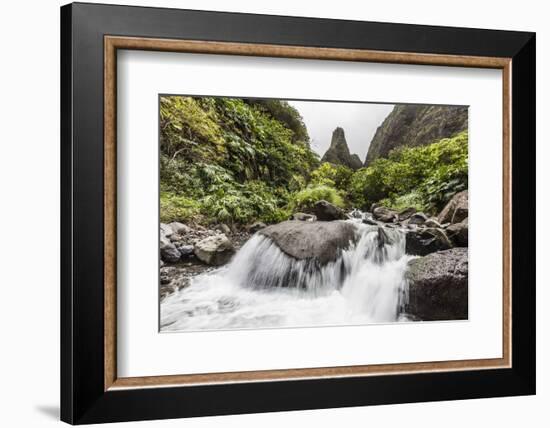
[[406, 227, 452, 256], [194, 234, 235, 266], [446, 217, 468, 247], [406, 248, 468, 320], [438, 190, 468, 224], [372, 206, 398, 223], [309, 200, 346, 221], [259, 220, 357, 265]]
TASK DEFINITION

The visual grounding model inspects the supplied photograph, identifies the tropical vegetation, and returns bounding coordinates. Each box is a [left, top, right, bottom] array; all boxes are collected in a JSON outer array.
[[160, 96, 468, 225]]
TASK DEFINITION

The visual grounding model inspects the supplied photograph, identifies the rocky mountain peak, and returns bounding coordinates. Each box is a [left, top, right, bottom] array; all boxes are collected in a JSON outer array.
[[321, 127, 363, 170]]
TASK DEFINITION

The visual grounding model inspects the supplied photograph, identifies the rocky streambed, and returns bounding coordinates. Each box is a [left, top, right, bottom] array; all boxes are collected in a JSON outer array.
[[160, 190, 469, 324]]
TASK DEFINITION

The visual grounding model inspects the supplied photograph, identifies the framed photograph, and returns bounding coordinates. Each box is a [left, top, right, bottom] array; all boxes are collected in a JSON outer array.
[[61, 2, 535, 424]]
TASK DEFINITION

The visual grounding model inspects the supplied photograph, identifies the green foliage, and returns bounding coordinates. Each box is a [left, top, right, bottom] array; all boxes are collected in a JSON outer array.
[[160, 192, 201, 223], [349, 131, 468, 213], [290, 185, 344, 212], [160, 96, 321, 225], [246, 99, 309, 142], [160, 94, 468, 225], [310, 162, 353, 190], [200, 181, 290, 225], [378, 191, 427, 213]]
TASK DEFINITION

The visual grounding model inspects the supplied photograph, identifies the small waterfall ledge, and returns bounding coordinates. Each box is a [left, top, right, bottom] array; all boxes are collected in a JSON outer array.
[[161, 222, 414, 332]]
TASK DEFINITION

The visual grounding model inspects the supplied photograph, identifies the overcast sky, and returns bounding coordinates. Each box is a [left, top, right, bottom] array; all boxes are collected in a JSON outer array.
[[288, 101, 394, 161]]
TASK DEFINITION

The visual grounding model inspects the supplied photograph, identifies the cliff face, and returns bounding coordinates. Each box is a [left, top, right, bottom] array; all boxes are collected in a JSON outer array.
[[321, 127, 363, 170], [364, 105, 468, 166]]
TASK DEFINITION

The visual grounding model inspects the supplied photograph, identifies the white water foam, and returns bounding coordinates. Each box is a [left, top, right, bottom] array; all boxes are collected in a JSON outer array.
[[161, 221, 414, 332]]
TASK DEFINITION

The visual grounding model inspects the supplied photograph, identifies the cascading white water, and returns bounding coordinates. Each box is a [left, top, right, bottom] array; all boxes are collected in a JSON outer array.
[[161, 222, 414, 332]]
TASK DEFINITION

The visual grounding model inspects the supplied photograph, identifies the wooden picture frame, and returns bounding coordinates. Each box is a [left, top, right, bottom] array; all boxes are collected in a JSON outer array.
[[61, 2, 535, 424]]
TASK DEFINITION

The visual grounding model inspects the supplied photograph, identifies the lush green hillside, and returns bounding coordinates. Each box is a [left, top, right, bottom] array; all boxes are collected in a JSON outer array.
[[364, 105, 468, 166], [160, 96, 319, 224], [160, 96, 468, 225], [351, 131, 468, 213]]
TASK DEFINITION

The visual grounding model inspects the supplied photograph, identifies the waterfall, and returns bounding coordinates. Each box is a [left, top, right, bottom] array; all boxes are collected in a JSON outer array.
[[161, 222, 413, 332]]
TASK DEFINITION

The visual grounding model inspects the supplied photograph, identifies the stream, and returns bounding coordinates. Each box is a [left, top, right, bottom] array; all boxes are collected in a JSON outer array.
[[161, 218, 415, 332]]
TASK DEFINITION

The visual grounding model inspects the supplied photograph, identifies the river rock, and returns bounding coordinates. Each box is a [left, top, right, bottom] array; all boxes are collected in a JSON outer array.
[[408, 212, 428, 225], [259, 220, 357, 265], [424, 217, 442, 228], [406, 248, 468, 320], [406, 227, 452, 256], [446, 217, 468, 246], [247, 221, 267, 233], [194, 234, 235, 266], [213, 223, 231, 235], [438, 190, 468, 224], [160, 242, 181, 263], [373, 206, 398, 223], [169, 222, 192, 236], [160, 266, 176, 285], [363, 217, 378, 226], [398, 207, 417, 221], [160, 223, 174, 237], [291, 212, 317, 222], [309, 200, 346, 221], [176, 244, 195, 258]]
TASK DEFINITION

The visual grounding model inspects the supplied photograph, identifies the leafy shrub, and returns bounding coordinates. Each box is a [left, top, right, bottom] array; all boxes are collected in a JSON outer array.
[[378, 191, 427, 213], [245, 99, 309, 142], [289, 185, 344, 211], [200, 181, 289, 225], [349, 131, 468, 213], [160, 192, 201, 223], [310, 162, 353, 190]]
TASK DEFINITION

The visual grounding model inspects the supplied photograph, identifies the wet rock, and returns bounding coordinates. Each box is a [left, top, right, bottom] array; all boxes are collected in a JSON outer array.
[[260, 220, 357, 265], [160, 242, 181, 263], [406, 227, 452, 256], [160, 266, 176, 285], [309, 200, 346, 221], [373, 206, 398, 223], [362, 217, 378, 226], [446, 217, 468, 247], [194, 234, 235, 266], [349, 209, 363, 219], [406, 248, 468, 320], [398, 207, 417, 221], [177, 244, 195, 258], [377, 227, 394, 246], [424, 218, 442, 228], [438, 190, 468, 224], [290, 212, 317, 222], [247, 221, 267, 233], [408, 212, 428, 225]]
